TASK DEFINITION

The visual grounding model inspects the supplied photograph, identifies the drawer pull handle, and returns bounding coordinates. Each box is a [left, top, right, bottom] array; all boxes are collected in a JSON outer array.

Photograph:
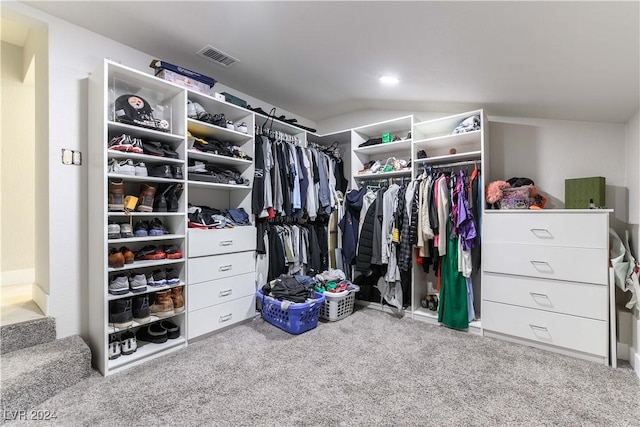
[[219, 289, 233, 297], [530, 228, 553, 238], [219, 313, 233, 323], [529, 324, 548, 332], [219, 265, 233, 272], [219, 240, 233, 246], [530, 260, 553, 273], [529, 292, 549, 299]]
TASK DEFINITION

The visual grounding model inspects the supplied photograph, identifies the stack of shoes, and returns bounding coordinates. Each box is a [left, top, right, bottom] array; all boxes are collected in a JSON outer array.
[[187, 100, 228, 127]]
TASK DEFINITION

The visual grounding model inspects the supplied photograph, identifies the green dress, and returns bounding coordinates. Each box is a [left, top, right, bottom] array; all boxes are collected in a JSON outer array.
[[438, 221, 469, 330]]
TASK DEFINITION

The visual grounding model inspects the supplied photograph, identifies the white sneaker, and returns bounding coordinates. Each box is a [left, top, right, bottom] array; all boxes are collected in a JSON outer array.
[[129, 272, 148, 293], [134, 162, 148, 176], [120, 331, 137, 356], [235, 122, 248, 133], [226, 120, 235, 130], [108, 335, 122, 360], [108, 222, 121, 239], [109, 159, 136, 175]]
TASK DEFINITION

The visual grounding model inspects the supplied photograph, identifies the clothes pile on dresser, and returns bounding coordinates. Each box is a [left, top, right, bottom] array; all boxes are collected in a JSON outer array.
[[341, 164, 482, 330]]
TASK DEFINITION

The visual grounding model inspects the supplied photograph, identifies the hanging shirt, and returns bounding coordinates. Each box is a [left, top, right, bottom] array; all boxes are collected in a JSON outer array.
[[381, 184, 400, 265]]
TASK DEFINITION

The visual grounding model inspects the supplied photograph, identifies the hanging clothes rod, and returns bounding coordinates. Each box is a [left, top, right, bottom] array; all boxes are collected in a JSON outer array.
[[427, 159, 480, 169]]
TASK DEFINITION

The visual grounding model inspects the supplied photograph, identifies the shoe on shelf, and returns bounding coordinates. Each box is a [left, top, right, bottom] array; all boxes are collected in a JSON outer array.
[[136, 183, 157, 212], [163, 245, 182, 260], [120, 246, 135, 264], [146, 269, 167, 287], [149, 164, 173, 179], [132, 294, 150, 324], [171, 286, 184, 314], [109, 158, 136, 175], [161, 144, 179, 159], [109, 298, 133, 329], [134, 220, 149, 237], [108, 180, 125, 211], [136, 245, 166, 261], [108, 222, 121, 239], [164, 268, 180, 285], [108, 334, 122, 360], [128, 271, 147, 293], [142, 141, 165, 157], [167, 184, 182, 213], [119, 222, 134, 238], [225, 120, 235, 130], [149, 290, 175, 318], [120, 331, 137, 356], [136, 322, 167, 344], [134, 162, 148, 176], [234, 122, 248, 133], [109, 274, 130, 295], [149, 218, 168, 236], [108, 247, 125, 268], [172, 166, 183, 180], [160, 320, 180, 339], [153, 190, 168, 213], [109, 134, 143, 154]]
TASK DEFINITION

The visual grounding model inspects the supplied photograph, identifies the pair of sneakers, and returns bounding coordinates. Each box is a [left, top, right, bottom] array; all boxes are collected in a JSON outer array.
[[225, 120, 248, 133], [108, 134, 143, 153], [108, 222, 134, 239], [108, 158, 147, 176], [134, 218, 169, 237], [109, 331, 137, 360], [109, 271, 148, 295]]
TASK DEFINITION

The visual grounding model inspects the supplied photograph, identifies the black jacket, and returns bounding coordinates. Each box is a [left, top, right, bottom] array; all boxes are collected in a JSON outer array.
[[355, 200, 377, 273]]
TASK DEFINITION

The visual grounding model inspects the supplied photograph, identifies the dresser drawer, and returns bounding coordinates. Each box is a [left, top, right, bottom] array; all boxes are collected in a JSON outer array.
[[483, 212, 608, 249], [188, 251, 255, 285], [483, 273, 608, 320], [483, 301, 607, 356], [483, 242, 608, 285], [187, 294, 255, 339], [188, 272, 255, 312], [188, 227, 256, 257]]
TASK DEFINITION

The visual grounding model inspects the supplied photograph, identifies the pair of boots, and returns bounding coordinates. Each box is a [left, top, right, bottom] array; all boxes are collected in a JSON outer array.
[[149, 287, 184, 318], [108, 181, 182, 212]]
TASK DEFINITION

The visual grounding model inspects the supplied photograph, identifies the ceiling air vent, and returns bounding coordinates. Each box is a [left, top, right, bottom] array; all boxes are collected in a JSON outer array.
[[196, 45, 239, 67]]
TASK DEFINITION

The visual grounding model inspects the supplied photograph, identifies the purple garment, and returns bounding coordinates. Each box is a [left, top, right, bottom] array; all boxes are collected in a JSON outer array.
[[456, 171, 477, 251]]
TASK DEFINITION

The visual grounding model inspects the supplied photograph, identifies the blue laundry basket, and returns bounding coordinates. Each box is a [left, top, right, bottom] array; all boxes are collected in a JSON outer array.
[[256, 289, 325, 335]]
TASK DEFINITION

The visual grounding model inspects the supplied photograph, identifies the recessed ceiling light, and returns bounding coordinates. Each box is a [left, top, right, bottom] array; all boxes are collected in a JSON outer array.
[[379, 75, 399, 84]]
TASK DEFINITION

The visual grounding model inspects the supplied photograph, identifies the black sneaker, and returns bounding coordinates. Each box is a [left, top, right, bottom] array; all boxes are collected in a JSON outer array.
[[109, 299, 133, 328], [134, 220, 149, 237], [172, 166, 183, 180], [149, 218, 168, 236], [120, 331, 138, 355], [136, 323, 168, 344], [160, 320, 180, 339], [108, 334, 122, 360], [142, 141, 165, 157], [161, 144, 179, 159], [166, 184, 182, 213], [149, 165, 173, 179], [164, 268, 180, 285], [132, 294, 150, 323]]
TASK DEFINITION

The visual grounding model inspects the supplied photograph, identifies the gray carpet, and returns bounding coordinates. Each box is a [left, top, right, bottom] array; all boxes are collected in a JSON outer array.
[[10, 308, 640, 426]]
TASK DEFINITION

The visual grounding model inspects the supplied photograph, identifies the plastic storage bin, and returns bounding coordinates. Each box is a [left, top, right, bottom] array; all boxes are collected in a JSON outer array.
[[320, 285, 360, 322], [256, 289, 325, 335]]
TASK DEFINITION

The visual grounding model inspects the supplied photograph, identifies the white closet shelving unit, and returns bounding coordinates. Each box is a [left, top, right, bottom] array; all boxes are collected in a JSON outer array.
[[410, 109, 486, 335], [185, 90, 257, 340], [88, 60, 188, 375]]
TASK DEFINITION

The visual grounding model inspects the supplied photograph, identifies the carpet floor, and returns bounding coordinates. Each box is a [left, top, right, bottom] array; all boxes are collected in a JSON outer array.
[[12, 307, 640, 426]]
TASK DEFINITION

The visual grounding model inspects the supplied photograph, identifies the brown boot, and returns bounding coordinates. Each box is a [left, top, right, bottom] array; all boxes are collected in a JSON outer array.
[[108, 247, 125, 268], [150, 290, 174, 318], [171, 286, 184, 313], [119, 246, 135, 264], [109, 180, 125, 211], [137, 183, 157, 212]]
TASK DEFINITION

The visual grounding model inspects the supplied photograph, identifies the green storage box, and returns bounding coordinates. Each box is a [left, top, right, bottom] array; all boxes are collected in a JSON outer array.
[[382, 132, 391, 143], [565, 176, 605, 209]]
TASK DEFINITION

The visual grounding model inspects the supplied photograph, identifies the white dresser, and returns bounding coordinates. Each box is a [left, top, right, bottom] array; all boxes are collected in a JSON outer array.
[[482, 210, 614, 365], [187, 226, 257, 339]]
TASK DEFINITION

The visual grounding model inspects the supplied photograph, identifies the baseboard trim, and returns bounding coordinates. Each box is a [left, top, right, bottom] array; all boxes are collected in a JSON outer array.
[[1, 268, 35, 286], [32, 283, 49, 316], [617, 342, 630, 362], [631, 348, 640, 380]]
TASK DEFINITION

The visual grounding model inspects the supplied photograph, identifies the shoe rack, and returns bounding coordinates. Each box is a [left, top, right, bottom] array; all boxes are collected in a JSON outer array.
[[89, 60, 188, 375]]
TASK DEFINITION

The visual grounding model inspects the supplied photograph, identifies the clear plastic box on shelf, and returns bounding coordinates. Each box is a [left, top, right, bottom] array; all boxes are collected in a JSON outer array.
[[109, 77, 175, 133]]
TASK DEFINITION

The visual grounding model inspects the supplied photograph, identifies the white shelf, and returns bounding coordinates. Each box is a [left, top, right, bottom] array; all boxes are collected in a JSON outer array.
[[108, 212, 184, 217], [108, 121, 184, 142], [353, 139, 412, 155], [108, 234, 185, 244], [108, 336, 186, 370], [187, 180, 252, 190], [108, 258, 185, 273], [413, 151, 482, 166], [107, 173, 184, 184], [413, 110, 482, 138], [107, 281, 185, 301], [413, 307, 439, 321], [187, 119, 252, 143], [352, 115, 413, 138], [187, 90, 253, 120], [413, 130, 482, 150], [107, 311, 185, 334], [187, 150, 253, 167], [355, 169, 412, 180], [107, 150, 185, 165]]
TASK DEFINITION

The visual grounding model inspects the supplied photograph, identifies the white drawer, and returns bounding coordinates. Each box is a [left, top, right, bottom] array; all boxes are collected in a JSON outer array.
[[483, 301, 607, 356], [483, 242, 608, 285], [187, 294, 255, 339], [188, 251, 255, 284], [188, 227, 256, 257], [188, 272, 255, 311], [483, 273, 608, 320], [483, 212, 608, 249]]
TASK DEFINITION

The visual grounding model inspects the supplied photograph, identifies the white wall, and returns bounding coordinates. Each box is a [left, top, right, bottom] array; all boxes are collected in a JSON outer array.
[[1, 41, 35, 283], [625, 110, 640, 375], [2, 2, 317, 339]]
